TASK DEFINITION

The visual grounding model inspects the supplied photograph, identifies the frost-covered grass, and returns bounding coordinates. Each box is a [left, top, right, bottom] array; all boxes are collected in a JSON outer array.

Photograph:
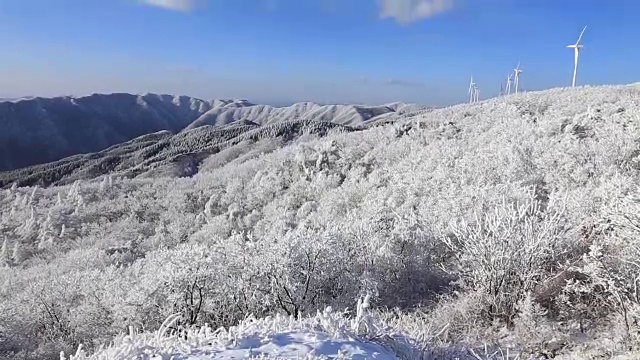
[[4, 85, 640, 359], [62, 297, 408, 360], [62, 297, 529, 360]]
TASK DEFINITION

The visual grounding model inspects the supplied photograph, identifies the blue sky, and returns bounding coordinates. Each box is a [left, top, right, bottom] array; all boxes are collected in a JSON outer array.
[[0, 0, 637, 106]]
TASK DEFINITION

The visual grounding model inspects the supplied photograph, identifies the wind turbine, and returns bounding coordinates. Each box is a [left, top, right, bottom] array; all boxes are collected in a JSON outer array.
[[567, 26, 587, 87], [468, 76, 477, 103], [513, 62, 523, 94], [505, 73, 513, 95]]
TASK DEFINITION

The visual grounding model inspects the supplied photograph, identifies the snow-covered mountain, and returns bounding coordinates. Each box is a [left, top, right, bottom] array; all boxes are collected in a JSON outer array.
[[0, 94, 426, 172], [8, 85, 640, 359], [0, 119, 357, 188], [0, 93, 213, 171]]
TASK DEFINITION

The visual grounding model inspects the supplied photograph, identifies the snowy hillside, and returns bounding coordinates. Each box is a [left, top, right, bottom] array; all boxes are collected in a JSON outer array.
[[5, 85, 640, 359], [0, 94, 425, 172]]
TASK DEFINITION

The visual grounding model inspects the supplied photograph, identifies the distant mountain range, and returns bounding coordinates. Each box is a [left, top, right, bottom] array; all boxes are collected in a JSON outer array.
[[0, 93, 428, 172], [0, 119, 361, 188]]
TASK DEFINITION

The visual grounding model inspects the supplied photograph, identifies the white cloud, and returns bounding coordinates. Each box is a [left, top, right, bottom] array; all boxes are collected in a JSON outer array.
[[140, 0, 197, 12], [139, 0, 277, 12], [139, 0, 454, 21], [379, 0, 454, 24]]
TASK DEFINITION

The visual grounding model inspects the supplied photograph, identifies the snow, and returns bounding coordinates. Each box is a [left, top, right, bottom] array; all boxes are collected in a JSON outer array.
[[65, 298, 406, 360], [75, 331, 397, 360], [179, 332, 396, 359]]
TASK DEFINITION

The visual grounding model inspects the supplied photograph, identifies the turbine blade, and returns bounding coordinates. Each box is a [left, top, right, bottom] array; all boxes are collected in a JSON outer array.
[[576, 25, 587, 45]]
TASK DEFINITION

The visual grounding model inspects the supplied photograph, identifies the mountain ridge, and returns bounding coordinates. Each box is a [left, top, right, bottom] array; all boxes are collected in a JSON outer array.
[[0, 92, 426, 172]]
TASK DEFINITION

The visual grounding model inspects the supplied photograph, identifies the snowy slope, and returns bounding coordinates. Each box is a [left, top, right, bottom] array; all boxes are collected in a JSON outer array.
[[8, 85, 640, 360]]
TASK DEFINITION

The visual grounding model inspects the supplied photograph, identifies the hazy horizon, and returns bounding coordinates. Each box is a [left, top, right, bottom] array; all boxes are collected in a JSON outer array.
[[0, 91, 433, 107]]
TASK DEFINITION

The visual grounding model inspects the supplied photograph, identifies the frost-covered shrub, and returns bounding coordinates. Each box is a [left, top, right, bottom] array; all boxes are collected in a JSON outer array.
[[419, 289, 490, 344], [601, 187, 640, 296], [552, 245, 624, 332], [443, 188, 570, 321], [512, 293, 565, 356], [551, 188, 640, 342]]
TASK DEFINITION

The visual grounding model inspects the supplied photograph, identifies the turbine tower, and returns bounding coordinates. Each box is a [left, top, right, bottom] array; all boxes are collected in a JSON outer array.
[[513, 62, 523, 94], [567, 26, 587, 87]]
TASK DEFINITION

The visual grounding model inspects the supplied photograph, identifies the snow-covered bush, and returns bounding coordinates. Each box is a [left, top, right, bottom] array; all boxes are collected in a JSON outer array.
[[443, 188, 570, 321], [554, 186, 640, 348]]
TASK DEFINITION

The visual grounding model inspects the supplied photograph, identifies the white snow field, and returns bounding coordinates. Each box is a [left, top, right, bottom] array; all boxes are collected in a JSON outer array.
[[6, 85, 640, 359]]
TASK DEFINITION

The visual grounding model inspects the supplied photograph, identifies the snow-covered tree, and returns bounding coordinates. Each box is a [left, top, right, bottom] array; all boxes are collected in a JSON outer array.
[[0, 238, 10, 266]]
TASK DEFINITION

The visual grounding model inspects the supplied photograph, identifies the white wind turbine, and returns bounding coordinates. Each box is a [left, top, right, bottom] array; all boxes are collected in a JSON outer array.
[[513, 62, 523, 94], [567, 26, 587, 87], [506, 73, 513, 95], [468, 77, 479, 103], [468, 76, 477, 103]]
